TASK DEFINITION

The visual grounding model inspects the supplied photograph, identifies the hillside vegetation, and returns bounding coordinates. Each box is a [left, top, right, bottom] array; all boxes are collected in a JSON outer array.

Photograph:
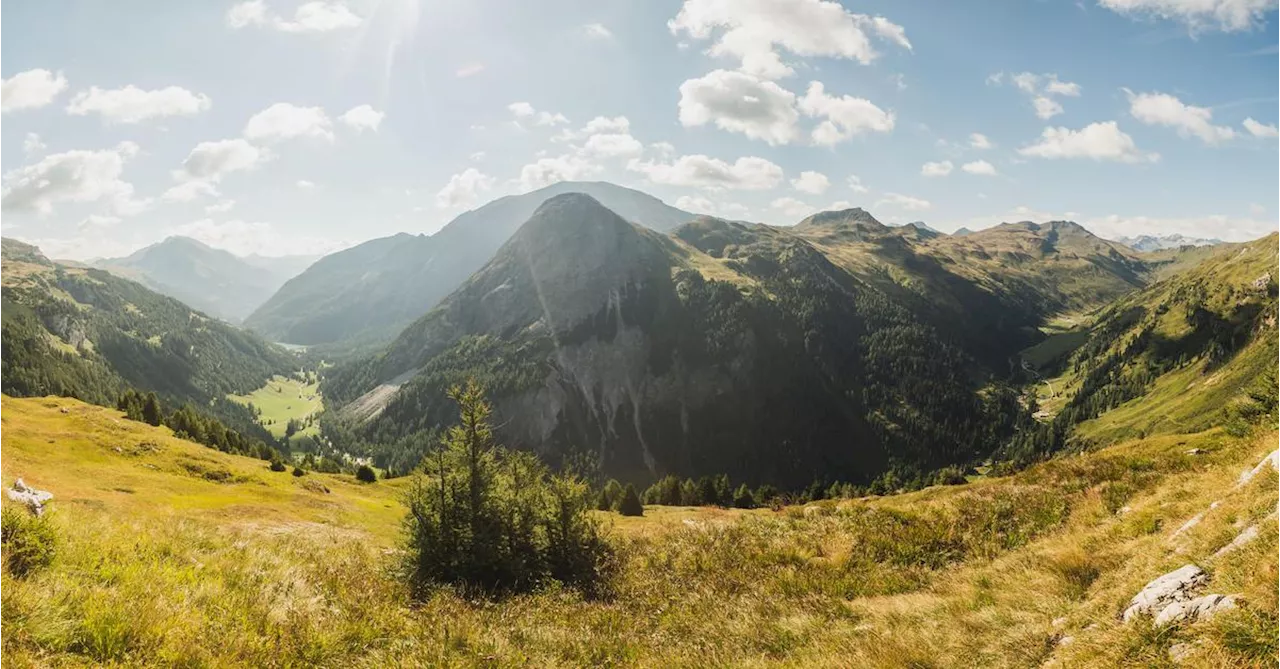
[[2, 392, 1274, 667]]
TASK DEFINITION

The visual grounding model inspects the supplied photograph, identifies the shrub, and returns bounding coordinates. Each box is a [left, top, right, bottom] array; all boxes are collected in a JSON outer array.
[[598, 479, 623, 511], [1, 506, 57, 577], [401, 380, 614, 598], [269, 459, 287, 472], [617, 484, 644, 517], [733, 484, 756, 509], [355, 465, 377, 483], [292, 466, 306, 477]]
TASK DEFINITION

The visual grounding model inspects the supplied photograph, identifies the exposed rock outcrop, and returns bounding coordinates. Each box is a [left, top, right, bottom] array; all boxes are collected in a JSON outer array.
[[1153, 594, 1237, 627], [6, 479, 53, 516], [1122, 564, 1207, 622]]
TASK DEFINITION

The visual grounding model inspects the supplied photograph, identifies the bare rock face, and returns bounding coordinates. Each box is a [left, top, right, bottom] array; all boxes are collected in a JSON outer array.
[[1154, 594, 1237, 627], [6, 478, 53, 516], [1211, 525, 1260, 560], [1122, 564, 1207, 622], [1237, 449, 1279, 488]]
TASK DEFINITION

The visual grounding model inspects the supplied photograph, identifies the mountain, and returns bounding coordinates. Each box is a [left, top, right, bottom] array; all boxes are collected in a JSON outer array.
[[1113, 233, 1223, 252], [92, 236, 317, 323], [324, 196, 1136, 481], [1, 238, 294, 440], [244, 181, 697, 349]]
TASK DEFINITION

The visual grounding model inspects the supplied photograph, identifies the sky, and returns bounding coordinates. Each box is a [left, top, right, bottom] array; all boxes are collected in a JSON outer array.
[[2, 0, 1278, 260]]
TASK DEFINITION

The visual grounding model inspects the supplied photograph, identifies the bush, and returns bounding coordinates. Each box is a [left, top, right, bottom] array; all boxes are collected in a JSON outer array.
[[598, 479, 623, 511], [1, 506, 57, 577], [401, 380, 614, 598], [292, 466, 306, 477], [617, 484, 644, 516], [269, 459, 287, 472], [355, 465, 377, 483], [733, 484, 756, 509]]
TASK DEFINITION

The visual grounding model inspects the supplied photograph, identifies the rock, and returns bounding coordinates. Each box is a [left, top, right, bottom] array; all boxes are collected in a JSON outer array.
[[1168, 642, 1194, 663], [1051, 616, 1068, 629], [1211, 525, 1259, 560], [1184, 448, 1205, 456], [1170, 511, 1206, 539], [6, 478, 54, 516], [1118, 505, 1133, 515], [1154, 594, 1237, 627], [1056, 635, 1074, 647], [1237, 449, 1279, 487], [1123, 564, 1207, 622]]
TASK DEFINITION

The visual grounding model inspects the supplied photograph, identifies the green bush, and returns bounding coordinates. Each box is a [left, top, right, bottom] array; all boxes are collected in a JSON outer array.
[[1, 506, 57, 577], [355, 465, 377, 483], [617, 484, 644, 516], [269, 459, 287, 472], [401, 380, 614, 598], [292, 466, 306, 477], [733, 484, 756, 509], [598, 479, 623, 511]]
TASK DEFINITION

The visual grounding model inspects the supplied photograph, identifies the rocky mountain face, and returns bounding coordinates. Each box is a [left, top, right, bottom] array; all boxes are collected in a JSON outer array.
[[1113, 233, 1224, 252], [323, 196, 1140, 483], [244, 181, 697, 349], [93, 236, 316, 323]]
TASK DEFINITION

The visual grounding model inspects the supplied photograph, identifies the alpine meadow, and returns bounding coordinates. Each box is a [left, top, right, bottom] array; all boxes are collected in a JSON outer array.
[[1, 1, 1278, 667]]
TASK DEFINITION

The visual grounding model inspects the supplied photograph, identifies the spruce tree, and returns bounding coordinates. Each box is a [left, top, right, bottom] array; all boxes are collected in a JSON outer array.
[[617, 484, 644, 516], [141, 392, 164, 427], [732, 483, 756, 509]]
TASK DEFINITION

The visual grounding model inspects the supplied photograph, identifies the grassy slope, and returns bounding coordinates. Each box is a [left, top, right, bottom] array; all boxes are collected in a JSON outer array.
[[227, 374, 323, 440], [3, 394, 1275, 667]]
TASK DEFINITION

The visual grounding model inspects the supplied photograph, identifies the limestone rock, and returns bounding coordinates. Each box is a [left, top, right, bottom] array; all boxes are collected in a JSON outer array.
[[1237, 449, 1279, 487], [1154, 594, 1237, 627], [6, 478, 54, 516], [1122, 564, 1207, 622], [1211, 525, 1259, 560]]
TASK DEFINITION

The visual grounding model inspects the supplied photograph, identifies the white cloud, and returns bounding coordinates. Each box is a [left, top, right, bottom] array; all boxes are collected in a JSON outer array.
[[889, 73, 907, 91], [297, 179, 317, 189], [1125, 90, 1235, 144], [847, 175, 869, 193], [435, 168, 495, 209], [1097, 0, 1276, 32], [921, 160, 954, 177], [799, 81, 894, 145], [583, 23, 614, 39], [508, 101, 569, 127], [961, 159, 998, 175], [470, 151, 487, 161], [162, 180, 221, 203], [675, 195, 751, 218], [969, 133, 993, 149], [668, 0, 911, 79], [992, 72, 1082, 119], [23, 133, 46, 155], [1085, 213, 1273, 242], [1243, 117, 1279, 138], [171, 218, 348, 257], [1019, 121, 1158, 163], [1, 69, 68, 112], [876, 192, 931, 211], [585, 116, 631, 134], [2, 141, 146, 216], [518, 154, 601, 191], [339, 104, 384, 132], [678, 70, 799, 145], [791, 170, 830, 194], [627, 154, 784, 191], [771, 196, 817, 219], [244, 103, 334, 142], [176, 138, 266, 180], [66, 85, 211, 123], [205, 199, 236, 214], [650, 141, 678, 158], [77, 214, 122, 234], [227, 0, 362, 33], [582, 132, 644, 158], [455, 63, 485, 78]]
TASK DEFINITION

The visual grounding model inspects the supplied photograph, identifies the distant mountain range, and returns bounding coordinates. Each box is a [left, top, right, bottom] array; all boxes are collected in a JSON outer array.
[[1112, 233, 1223, 252], [92, 237, 318, 323], [244, 181, 698, 349]]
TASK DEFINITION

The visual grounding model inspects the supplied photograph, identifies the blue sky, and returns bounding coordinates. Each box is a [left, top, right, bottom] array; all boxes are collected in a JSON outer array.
[[2, 0, 1277, 259]]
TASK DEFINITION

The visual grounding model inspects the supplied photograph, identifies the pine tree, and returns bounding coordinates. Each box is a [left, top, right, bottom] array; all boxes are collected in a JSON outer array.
[[141, 392, 163, 427], [680, 478, 699, 506], [732, 483, 755, 509], [598, 479, 623, 511], [617, 483, 644, 517]]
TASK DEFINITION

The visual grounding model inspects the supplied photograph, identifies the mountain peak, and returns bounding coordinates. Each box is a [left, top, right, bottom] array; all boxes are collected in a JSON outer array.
[[797, 207, 884, 229]]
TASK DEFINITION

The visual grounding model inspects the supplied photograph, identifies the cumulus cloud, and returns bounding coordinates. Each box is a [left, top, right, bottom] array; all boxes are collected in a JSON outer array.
[[517, 154, 601, 191], [435, 168, 495, 209], [799, 81, 894, 145], [847, 175, 869, 193], [1097, 0, 1276, 32], [678, 69, 799, 145], [205, 199, 237, 214], [166, 138, 267, 202], [969, 133, 993, 149], [339, 104, 384, 132], [1, 69, 68, 112], [1243, 117, 1279, 138], [171, 218, 349, 257], [876, 192, 931, 211], [1018, 121, 1159, 163], [66, 85, 211, 123], [23, 133, 46, 155], [627, 154, 784, 191], [771, 196, 818, 219], [961, 160, 998, 175], [921, 160, 953, 177], [1085, 212, 1274, 242], [78, 214, 122, 233], [668, 0, 911, 79], [244, 103, 334, 142], [162, 180, 222, 203], [675, 195, 751, 218], [227, 0, 362, 33], [1125, 89, 1235, 144], [2, 141, 147, 216], [508, 101, 569, 127], [991, 72, 1082, 119], [581, 132, 644, 158], [791, 170, 830, 194]]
